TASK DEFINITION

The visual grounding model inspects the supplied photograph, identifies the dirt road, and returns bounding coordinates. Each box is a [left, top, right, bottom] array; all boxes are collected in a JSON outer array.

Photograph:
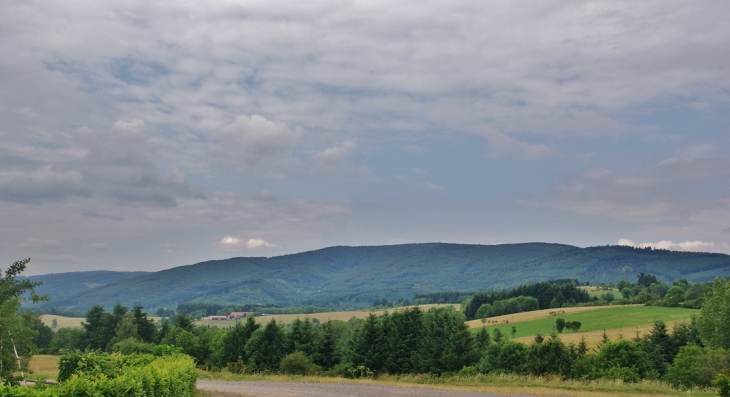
[[197, 380, 542, 397]]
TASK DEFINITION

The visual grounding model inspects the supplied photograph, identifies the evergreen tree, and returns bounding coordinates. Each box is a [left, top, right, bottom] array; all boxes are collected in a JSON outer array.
[[133, 305, 157, 343], [81, 305, 113, 350], [348, 312, 387, 373], [287, 317, 319, 360], [222, 316, 260, 365], [526, 332, 573, 377], [417, 307, 478, 374], [315, 321, 340, 369], [245, 319, 287, 371], [384, 307, 423, 374]]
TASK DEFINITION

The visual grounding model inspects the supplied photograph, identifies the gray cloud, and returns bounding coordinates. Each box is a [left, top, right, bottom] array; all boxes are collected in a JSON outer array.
[[528, 145, 730, 246], [723, 228, 730, 234], [0, 120, 202, 206], [211, 115, 302, 172]]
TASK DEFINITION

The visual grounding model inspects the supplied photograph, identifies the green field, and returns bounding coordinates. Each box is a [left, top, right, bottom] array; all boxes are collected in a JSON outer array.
[[477, 306, 697, 340]]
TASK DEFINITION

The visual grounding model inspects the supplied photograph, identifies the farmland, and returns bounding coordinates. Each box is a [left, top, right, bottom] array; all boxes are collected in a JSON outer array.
[[197, 304, 460, 327], [474, 306, 697, 344]]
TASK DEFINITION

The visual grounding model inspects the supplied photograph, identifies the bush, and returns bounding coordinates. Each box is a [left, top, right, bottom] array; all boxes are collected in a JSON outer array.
[[1, 354, 197, 397], [112, 338, 156, 355], [715, 373, 730, 397], [280, 352, 311, 375], [227, 356, 246, 374], [665, 345, 730, 388]]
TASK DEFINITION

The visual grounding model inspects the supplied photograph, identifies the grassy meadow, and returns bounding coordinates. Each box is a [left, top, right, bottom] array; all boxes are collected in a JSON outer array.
[[474, 306, 697, 345]]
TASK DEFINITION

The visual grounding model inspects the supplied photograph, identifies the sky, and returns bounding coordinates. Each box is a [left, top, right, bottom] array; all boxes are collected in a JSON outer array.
[[1, 1, 729, 275]]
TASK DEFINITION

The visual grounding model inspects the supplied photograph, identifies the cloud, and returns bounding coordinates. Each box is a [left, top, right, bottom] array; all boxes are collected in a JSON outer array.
[[218, 236, 278, 249], [17, 238, 62, 248], [310, 140, 356, 170], [419, 182, 444, 190], [245, 238, 277, 249], [218, 236, 242, 249], [481, 130, 554, 160], [0, 119, 202, 206], [724, 228, 730, 234], [212, 115, 301, 172], [617, 238, 717, 253], [531, 145, 730, 223]]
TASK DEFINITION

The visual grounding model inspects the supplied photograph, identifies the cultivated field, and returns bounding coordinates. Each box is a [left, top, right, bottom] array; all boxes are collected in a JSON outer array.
[[28, 355, 60, 379], [475, 306, 696, 345], [40, 314, 84, 329], [197, 304, 460, 327], [465, 305, 630, 329]]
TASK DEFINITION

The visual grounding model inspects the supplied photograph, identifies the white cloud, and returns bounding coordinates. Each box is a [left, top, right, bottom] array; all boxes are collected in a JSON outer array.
[[245, 238, 277, 249], [218, 236, 278, 249], [218, 236, 242, 249], [310, 140, 356, 170], [617, 238, 718, 253]]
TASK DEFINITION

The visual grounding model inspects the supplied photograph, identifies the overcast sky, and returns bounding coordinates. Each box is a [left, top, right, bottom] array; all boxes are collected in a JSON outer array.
[[2, 1, 729, 275]]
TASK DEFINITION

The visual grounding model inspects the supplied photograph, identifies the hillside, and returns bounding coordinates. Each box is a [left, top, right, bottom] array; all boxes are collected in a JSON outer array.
[[24, 270, 149, 305], [28, 243, 730, 312]]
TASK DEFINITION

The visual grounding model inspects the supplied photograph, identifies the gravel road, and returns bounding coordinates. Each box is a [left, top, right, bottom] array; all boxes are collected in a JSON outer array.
[[197, 380, 542, 397]]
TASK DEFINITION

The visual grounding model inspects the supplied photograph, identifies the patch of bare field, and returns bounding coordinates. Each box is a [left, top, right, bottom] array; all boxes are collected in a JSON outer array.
[[40, 314, 84, 329], [28, 355, 59, 378], [466, 305, 637, 329]]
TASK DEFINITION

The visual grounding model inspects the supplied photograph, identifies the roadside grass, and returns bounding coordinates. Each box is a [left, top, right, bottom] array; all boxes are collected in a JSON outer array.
[[197, 370, 718, 397], [197, 304, 460, 327], [474, 306, 696, 342]]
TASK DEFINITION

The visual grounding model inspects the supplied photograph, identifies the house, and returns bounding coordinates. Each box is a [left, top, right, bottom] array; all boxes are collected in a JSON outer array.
[[228, 311, 254, 320], [206, 315, 228, 321]]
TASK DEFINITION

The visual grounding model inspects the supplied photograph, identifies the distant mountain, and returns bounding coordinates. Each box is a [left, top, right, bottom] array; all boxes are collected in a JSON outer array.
[[24, 270, 149, 304], [27, 243, 730, 313]]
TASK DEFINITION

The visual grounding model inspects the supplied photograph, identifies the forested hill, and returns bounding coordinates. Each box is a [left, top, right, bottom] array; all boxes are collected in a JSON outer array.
[[28, 243, 730, 312]]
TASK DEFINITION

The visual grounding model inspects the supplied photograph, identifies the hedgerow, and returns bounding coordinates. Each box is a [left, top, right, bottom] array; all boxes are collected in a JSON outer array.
[[0, 353, 196, 397]]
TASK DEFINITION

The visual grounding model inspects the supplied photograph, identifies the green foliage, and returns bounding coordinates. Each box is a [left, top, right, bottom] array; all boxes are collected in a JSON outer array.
[[590, 339, 653, 382], [665, 345, 730, 388], [111, 338, 156, 355], [478, 340, 528, 374], [697, 278, 730, 349], [1, 258, 46, 385], [3, 354, 196, 397], [525, 334, 573, 377], [715, 373, 730, 397], [245, 319, 288, 372], [555, 318, 566, 333], [465, 281, 589, 320], [279, 351, 315, 375], [417, 307, 479, 374]]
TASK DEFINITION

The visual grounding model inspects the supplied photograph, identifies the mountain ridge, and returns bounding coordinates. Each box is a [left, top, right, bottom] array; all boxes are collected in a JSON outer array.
[[27, 242, 730, 312]]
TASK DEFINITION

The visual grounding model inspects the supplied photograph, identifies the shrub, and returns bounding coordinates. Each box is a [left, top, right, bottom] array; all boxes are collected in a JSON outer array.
[[665, 345, 730, 388], [227, 356, 246, 374], [280, 352, 311, 375], [112, 338, 156, 355], [715, 373, 730, 397], [1, 354, 197, 397]]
